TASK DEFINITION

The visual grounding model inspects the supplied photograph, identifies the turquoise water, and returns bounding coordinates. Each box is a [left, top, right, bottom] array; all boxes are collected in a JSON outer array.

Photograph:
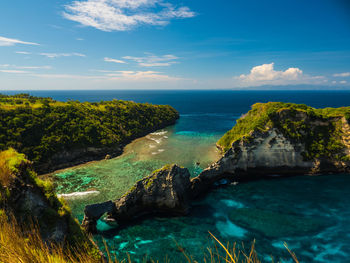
[[34, 90, 350, 262]]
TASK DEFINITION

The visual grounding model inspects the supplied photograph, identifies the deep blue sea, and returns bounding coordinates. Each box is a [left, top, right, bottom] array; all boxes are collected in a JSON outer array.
[[3, 90, 350, 262]]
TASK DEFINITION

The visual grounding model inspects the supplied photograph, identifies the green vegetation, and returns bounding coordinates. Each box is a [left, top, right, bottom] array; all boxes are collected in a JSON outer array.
[[0, 94, 179, 171], [0, 149, 100, 258], [217, 102, 350, 160]]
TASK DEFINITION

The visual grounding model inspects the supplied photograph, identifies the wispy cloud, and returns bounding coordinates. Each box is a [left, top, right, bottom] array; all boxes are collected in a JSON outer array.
[[63, 0, 196, 31], [104, 57, 126, 64], [105, 70, 180, 81], [0, 36, 39, 47], [235, 63, 326, 87], [333, 72, 350, 77], [15, 51, 32, 55], [0, 64, 51, 70], [0, 64, 52, 74], [123, 54, 179, 67], [0, 69, 30, 74], [1, 67, 181, 82], [40, 52, 86, 58]]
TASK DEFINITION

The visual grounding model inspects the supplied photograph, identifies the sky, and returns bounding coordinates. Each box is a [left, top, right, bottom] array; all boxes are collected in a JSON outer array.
[[1, 0, 350, 90]]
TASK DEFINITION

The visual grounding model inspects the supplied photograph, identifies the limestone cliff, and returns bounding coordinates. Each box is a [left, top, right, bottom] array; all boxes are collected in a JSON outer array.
[[192, 102, 350, 196]]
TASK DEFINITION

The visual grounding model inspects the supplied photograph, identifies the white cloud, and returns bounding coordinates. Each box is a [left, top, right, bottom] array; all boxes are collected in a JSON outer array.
[[235, 63, 325, 87], [40, 52, 86, 58], [105, 70, 180, 81], [104, 57, 126, 63], [0, 64, 51, 70], [0, 36, 39, 47], [340, 80, 347, 84], [0, 69, 30, 74], [0, 64, 52, 75], [333, 72, 350, 77], [15, 51, 32, 55], [63, 0, 196, 31], [2, 67, 180, 82], [123, 54, 179, 67]]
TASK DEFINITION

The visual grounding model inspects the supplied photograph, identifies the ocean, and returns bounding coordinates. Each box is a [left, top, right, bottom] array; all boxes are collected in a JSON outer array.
[[3, 90, 350, 262]]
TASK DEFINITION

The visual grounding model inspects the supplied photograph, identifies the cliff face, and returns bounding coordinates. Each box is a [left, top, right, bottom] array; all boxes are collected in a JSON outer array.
[[191, 103, 350, 195], [0, 149, 99, 255], [82, 164, 192, 232]]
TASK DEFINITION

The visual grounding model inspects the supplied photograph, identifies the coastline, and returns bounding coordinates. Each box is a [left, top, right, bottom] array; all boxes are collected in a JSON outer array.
[[35, 118, 179, 175], [40, 123, 179, 177]]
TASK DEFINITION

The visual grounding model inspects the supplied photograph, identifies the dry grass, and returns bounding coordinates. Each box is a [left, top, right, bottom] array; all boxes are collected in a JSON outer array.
[[0, 214, 99, 263], [0, 213, 299, 263]]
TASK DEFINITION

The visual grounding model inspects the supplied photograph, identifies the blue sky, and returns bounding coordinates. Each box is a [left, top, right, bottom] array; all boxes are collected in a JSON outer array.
[[1, 0, 350, 90]]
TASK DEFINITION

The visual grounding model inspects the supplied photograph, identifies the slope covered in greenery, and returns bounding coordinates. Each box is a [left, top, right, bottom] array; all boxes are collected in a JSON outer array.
[[217, 102, 350, 160], [0, 148, 101, 260], [0, 94, 179, 172]]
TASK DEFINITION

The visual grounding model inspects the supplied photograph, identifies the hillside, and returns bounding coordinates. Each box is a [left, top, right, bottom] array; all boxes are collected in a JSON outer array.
[[0, 94, 179, 173], [217, 102, 350, 160], [0, 148, 101, 261]]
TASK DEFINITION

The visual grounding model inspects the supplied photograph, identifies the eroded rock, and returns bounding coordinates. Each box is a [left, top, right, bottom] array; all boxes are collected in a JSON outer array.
[[110, 164, 192, 222]]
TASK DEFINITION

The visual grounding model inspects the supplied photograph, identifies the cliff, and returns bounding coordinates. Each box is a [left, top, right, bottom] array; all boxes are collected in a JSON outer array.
[[82, 164, 192, 232], [192, 102, 350, 195], [0, 94, 179, 174], [0, 148, 100, 258]]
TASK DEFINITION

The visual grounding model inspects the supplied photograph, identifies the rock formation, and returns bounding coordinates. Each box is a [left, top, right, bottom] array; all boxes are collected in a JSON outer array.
[[82, 201, 115, 233], [82, 164, 192, 231], [111, 164, 192, 222], [192, 102, 350, 196]]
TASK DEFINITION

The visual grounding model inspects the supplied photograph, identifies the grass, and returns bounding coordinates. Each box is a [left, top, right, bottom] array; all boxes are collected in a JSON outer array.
[[0, 212, 101, 263], [0, 212, 299, 263]]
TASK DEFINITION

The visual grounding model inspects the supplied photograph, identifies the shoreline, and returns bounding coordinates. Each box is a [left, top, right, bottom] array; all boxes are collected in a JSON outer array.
[[41, 124, 178, 178]]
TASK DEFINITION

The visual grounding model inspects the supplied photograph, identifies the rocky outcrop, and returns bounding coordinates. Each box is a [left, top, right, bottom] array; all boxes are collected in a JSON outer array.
[[0, 149, 98, 252], [110, 164, 192, 222], [82, 164, 192, 231], [192, 103, 350, 196], [82, 201, 114, 233]]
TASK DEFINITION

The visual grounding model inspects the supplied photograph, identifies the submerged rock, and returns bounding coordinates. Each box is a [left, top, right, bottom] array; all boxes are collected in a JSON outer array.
[[228, 208, 327, 238], [110, 164, 192, 222]]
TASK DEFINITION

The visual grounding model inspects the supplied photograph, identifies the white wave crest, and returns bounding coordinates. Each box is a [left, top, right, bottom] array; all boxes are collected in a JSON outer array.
[[150, 130, 168, 136], [58, 190, 100, 199]]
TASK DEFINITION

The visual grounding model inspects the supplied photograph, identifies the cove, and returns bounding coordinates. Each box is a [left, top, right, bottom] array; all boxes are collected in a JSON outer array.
[[43, 90, 350, 262]]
